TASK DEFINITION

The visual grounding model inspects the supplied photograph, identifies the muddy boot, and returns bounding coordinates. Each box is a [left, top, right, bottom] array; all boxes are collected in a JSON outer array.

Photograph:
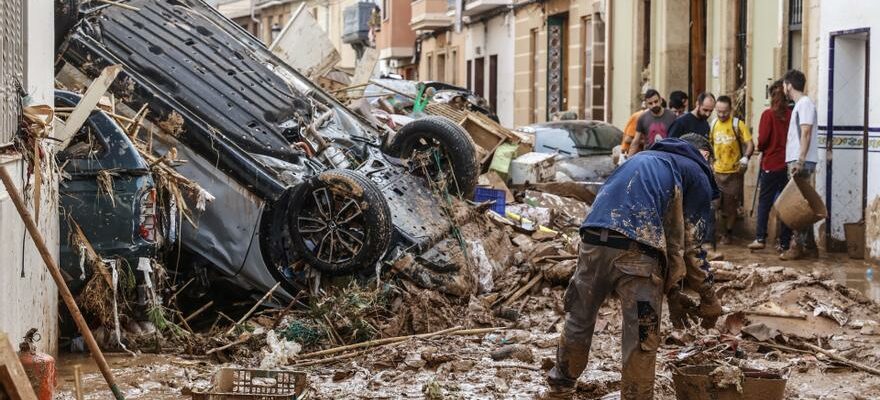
[[747, 240, 765, 250], [804, 246, 819, 259], [779, 244, 803, 261], [535, 385, 576, 400], [697, 288, 722, 329]]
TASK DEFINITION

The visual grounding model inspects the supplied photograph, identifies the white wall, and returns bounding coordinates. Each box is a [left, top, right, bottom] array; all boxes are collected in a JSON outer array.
[[816, 0, 880, 258], [464, 13, 515, 127], [0, 0, 58, 354]]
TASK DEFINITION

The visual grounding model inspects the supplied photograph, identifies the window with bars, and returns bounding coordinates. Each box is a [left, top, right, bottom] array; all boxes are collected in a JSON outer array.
[[1, 0, 25, 144]]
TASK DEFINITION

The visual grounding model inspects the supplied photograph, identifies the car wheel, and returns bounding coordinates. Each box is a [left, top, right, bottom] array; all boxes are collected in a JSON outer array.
[[387, 116, 478, 196], [289, 169, 392, 275]]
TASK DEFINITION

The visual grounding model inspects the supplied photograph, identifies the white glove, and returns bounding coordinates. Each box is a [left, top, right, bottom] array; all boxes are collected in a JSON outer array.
[[738, 156, 749, 168], [618, 153, 628, 165]]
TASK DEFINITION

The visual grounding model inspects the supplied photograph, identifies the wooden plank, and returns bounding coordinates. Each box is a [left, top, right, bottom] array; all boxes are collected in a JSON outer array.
[[55, 65, 122, 148], [269, 3, 340, 80], [0, 332, 38, 400]]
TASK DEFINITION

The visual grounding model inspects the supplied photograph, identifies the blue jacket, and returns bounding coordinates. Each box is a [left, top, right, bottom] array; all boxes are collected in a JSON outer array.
[[582, 138, 718, 250], [582, 138, 719, 291]]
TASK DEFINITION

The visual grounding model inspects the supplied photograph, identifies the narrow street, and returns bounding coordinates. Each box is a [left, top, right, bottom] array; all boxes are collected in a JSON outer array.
[[53, 245, 880, 399], [1, 1, 879, 399]]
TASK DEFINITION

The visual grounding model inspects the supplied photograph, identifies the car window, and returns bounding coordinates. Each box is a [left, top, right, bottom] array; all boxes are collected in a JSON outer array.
[[567, 123, 620, 156], [59, 122, 107, 161]]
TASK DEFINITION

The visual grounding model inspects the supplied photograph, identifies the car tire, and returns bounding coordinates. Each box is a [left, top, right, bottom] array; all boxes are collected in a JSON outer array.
[[289, 169, 392, 275], [386, 116, 478, 196]]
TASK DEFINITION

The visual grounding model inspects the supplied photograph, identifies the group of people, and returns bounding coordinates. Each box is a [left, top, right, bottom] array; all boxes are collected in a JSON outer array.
[[617, 69, 819, 260], [539, 69, 820, 400]]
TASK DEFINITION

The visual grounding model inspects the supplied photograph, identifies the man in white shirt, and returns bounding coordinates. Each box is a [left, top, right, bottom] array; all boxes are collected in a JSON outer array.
[[780, 69, 819, 260]]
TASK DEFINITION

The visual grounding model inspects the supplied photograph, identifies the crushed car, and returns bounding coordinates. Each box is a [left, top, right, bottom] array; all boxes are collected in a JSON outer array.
[[56, 0, 485, 299], [56, 90, 166, 300]]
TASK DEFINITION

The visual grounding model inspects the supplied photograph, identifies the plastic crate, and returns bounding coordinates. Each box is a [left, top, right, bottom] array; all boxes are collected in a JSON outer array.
[[191, 368, 307, 399], [474, 187, 506, 215]]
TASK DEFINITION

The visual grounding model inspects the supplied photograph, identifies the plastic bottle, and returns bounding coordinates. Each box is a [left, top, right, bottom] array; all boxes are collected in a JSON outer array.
[[867, 267, 874, 282]]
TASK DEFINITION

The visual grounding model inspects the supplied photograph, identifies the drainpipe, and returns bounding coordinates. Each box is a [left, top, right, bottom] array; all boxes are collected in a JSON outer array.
[[251, 0, 261, 39], [603, 0, 612, 123]]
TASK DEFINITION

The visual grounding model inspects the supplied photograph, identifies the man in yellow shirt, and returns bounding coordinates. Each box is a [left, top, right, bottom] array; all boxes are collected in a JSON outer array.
[[709, 95, 754, 245]]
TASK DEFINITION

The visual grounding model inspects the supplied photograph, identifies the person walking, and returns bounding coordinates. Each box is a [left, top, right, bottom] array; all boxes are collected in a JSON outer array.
[[709, 95, 754, 244], [669, 92, 716, 139], [780, 69, 820, 260], [628, 89, 677, 157], [540, 135, 722, 400], [619, 103, 647, 164], [748, 80, 793, 251]]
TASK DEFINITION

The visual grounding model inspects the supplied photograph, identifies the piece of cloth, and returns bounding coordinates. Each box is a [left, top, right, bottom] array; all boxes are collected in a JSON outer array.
[[668, 112, 711, 139], [758, 107, 791, 172], [710, 118, 753, 174], [787, 161, 818, 249], [715, 172, 744, 231], [548, 242, 663, 399], [786, 96, 819, 163], [755, 169, 791, 246], [636, 109, 677, 148], [621, 110, 645, 152]]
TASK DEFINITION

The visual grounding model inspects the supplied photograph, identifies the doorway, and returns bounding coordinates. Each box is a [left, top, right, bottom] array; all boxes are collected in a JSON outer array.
[[689, 0, 707, 100], [821, 29, 870, 250]]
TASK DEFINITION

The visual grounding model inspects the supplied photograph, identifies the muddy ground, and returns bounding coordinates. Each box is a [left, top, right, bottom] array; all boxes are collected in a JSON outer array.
[[56, 243, 880, 400]]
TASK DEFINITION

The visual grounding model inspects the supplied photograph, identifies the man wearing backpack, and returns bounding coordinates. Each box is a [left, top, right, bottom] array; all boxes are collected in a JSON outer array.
[[709, 95, 754, 244]]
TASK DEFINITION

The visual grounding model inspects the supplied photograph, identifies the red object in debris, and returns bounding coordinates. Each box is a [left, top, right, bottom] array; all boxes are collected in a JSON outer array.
[[18, 329, 56, 400]]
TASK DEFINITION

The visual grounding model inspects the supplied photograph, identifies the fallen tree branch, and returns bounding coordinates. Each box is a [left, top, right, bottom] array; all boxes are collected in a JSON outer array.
[[293, 326, 505, 366], [206, 334, 252, 355], [225, 282, 282, 335], [290, 349, 371, 368], [296, 326, 464, 360], [501, 273, 543, 308], [799, 341, 880, 376]]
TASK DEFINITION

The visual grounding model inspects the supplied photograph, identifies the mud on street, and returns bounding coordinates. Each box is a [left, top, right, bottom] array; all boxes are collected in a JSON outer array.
[[53, 244, 880, 400]]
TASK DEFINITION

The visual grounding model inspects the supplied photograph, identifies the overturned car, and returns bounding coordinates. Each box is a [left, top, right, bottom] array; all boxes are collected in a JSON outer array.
[[57, 0, 485, 298]]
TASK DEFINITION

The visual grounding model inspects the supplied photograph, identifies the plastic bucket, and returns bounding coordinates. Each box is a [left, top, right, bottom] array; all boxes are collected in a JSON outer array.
[[773, 177, 827, 230], [845, 221, 866, 259], [672, 365, 787, 400]]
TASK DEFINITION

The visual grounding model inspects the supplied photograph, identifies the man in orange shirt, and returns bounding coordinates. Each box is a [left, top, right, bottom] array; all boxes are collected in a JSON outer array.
[[619, 104, 646, 162]]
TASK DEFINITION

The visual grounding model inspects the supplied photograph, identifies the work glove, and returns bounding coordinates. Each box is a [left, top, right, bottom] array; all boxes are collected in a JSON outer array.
[[738, 156, 749, 172], [618, 153, 628, 166], [667, 289, 699, 329], [697, 287, 723, 329]]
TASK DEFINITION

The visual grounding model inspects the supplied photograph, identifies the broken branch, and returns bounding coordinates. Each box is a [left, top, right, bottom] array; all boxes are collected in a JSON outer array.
[[297, 325, 464, 360], [798, 341, 880, 376], [224, 282, 282, 335], [205, 334, 252, 355]]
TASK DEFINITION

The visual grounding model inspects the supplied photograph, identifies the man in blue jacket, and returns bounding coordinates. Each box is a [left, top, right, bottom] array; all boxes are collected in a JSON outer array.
[[540, 135, 721, 399]]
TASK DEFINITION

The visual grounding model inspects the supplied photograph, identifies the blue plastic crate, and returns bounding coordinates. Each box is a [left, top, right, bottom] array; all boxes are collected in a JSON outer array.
[[474, 187, 506, 215]]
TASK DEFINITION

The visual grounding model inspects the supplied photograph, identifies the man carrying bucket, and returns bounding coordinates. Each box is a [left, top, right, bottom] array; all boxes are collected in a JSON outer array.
[[780, 69, 820, 260], [539, 135, 721, 399]]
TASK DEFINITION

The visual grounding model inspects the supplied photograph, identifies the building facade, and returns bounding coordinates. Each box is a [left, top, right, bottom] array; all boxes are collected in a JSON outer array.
[[812, 0, 879, 259], [218, 0, 361, 71], [0, 0, 59, 354]]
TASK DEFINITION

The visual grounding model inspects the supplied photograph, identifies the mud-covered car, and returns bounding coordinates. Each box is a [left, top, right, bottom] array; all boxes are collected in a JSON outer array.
[[515, 120, 623, 181], [56, 90, 163, 298], [56, 0, 480, 298]]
